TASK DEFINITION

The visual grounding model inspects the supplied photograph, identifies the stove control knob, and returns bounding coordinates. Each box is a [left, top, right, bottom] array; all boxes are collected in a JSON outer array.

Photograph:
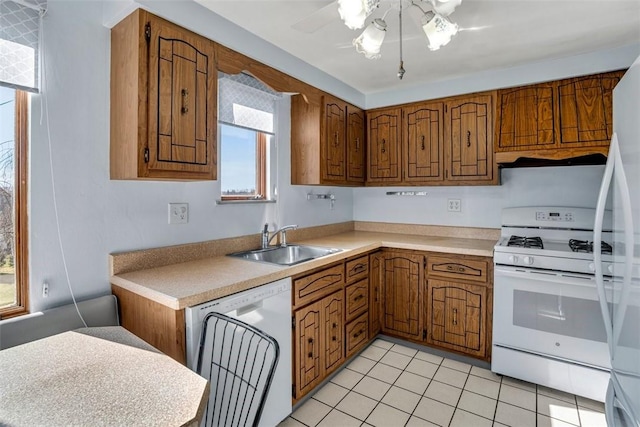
[[588, 262, 596, 272], [607, 264, 614, 274], [523, 256, 533, 266], [508, 255, 518, 264]]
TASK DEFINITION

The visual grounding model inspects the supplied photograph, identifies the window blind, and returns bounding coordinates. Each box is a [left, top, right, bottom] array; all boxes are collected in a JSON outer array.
[[218, 72, 281, 134], [0, 0, 46, 92]]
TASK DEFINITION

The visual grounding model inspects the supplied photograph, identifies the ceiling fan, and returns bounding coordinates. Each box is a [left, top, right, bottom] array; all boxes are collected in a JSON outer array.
[[292, 0, 463, 79]]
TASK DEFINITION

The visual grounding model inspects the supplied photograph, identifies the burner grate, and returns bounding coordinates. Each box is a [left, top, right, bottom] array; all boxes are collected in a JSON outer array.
[[507, 236, 544, 249], [568, 239, 613, 254]]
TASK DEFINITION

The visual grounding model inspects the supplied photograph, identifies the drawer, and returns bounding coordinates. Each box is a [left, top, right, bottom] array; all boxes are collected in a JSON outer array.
[[346, 312, 369, 358], [345, 279, 368, 322], [345, 255, 369, 284], [293, 263, 344, 308], [427, 256, 488, 283]]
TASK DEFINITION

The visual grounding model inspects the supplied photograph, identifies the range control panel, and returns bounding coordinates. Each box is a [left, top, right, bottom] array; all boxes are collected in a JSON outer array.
[[535, 211, 574, 222]]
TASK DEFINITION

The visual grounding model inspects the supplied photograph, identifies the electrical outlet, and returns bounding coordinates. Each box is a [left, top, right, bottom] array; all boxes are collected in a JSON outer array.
[[42, 282, 49, 298], [448, 199, 461, 212], [168, 203, 189, 224]]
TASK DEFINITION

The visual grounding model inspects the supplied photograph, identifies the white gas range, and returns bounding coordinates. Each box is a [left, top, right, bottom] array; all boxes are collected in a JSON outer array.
[[492, 207, 614, 402]]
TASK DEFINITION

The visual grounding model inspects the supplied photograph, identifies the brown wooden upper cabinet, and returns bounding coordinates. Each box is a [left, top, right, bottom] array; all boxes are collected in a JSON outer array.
[[404, 102, 444, 183], [495, 70, 624, 163], [444, 93, 498, 184], [366, 92, 498, 186], [110, 9, 217, 180], [367, 108, 403, 183], [291, 94, 365, 185]]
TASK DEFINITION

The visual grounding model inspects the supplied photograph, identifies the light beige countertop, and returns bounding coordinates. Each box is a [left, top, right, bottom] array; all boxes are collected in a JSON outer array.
[[0, 326, 208, 426], [111, 230, 497, 310]]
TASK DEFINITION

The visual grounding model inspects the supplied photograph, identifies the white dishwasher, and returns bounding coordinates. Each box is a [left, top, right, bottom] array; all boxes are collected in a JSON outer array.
[[185, 278, 292, 427]]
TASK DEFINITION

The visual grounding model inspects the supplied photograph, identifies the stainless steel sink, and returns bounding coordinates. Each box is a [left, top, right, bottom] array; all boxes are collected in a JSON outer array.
[[228, 245, 342, 266]]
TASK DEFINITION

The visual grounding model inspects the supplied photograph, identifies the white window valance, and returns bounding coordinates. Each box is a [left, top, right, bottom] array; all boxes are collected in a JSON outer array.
[[0, 0, 46, 92], [218, 72, 281, 134]]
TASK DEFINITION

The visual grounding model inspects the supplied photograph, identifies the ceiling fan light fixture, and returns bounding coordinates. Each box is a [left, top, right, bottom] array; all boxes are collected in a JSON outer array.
[[421, 11, 459, 51], [353, 18, 387, 59], [429, 0, 462, 17], [338, 0, 380, 30]]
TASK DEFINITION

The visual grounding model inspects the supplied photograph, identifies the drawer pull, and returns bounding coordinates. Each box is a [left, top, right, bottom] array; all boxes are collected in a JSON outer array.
[[354, 294, 364, 301], [446, 265, 465, 273], [353, 329, 365, 338], [351, 264, 366, 274]]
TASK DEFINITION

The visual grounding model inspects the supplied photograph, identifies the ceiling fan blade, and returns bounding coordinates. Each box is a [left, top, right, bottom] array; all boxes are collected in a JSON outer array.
[[291, 2, 339, 33]]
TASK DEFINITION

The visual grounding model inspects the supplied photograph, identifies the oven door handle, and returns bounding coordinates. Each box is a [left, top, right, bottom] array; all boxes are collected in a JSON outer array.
[[594, 135, 615, 355], [495, 266, 605, 288]]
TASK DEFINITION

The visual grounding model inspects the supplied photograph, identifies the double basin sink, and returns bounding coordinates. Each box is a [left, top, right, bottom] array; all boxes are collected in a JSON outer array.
[[229, 244, 342, 266]]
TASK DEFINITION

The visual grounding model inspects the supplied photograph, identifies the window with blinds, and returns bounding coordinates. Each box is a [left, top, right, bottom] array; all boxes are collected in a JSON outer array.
[[0, 0, 46, 92], [218, 73, 281, 200]]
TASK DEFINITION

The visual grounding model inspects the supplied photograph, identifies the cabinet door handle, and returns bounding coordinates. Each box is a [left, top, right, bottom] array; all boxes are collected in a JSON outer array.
[[466, 130, 471, 147], [453, 308, 458, 325], [355, 138, 360, 151], [308, 337, 313, 358], [381, 138, 386, 154], [421, 135, 425, 150], [332, 322, 337, 328], [181, 89, 189, 114], [332, 336, 337, 341], [334, 131, 339, 147]]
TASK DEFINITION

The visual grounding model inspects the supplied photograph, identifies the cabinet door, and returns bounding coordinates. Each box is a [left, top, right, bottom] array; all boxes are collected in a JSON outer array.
[[322, 97, 347, 182], [444, 94, 496, 183], [293, 301, 322, 399], [381, 252, 424, 340], [404, 102, 444, 182], [369, 252, 384, 338], [427, 279, 487, 358], [557, 71, 624, 147], [146, 15, 217, 179], [367, 109, 402, 183], [347, 106, 366, 183], [495, 83, 556, 152], [322, 291, 344, 376]]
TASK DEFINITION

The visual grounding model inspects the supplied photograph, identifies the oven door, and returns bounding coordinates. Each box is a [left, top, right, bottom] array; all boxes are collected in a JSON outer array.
[[494, 265, 613, 369]]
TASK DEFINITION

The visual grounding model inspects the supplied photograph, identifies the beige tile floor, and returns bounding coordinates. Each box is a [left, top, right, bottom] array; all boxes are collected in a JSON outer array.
[[279, 339, 606, 427]]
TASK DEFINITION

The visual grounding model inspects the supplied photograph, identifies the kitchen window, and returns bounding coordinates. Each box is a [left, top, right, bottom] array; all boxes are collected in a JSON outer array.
[[0, 87, 29, 319], [218, 73, 279, 202]]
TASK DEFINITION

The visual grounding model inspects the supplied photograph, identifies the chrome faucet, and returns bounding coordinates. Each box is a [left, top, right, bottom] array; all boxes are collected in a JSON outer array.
[[267, 224, 298, 247]]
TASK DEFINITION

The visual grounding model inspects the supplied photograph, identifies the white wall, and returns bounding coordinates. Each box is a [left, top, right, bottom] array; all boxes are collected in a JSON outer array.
[[353, 166, 606, 228], [29, 0, 352, 312]]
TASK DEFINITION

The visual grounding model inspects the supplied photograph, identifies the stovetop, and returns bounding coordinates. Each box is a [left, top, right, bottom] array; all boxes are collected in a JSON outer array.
[[495, 207, 615, 274]]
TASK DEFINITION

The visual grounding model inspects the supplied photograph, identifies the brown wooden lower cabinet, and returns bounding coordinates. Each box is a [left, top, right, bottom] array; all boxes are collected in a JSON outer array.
[[380, 251, 425, 341], [426, 279, 487, 358]]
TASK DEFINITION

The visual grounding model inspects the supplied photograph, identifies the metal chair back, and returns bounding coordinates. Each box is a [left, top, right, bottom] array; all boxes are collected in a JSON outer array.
[[197, 312, 279, 427]]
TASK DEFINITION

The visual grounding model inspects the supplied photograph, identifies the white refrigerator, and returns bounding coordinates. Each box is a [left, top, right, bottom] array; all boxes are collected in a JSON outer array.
[[595, 55, 640, 426]]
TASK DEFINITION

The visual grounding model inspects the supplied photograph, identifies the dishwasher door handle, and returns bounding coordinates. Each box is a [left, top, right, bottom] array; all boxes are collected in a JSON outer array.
[[236, 300, 264, 317]]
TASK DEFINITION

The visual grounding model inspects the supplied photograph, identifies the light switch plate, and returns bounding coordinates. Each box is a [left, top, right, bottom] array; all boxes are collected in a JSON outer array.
[[168, 203, 189, 224]]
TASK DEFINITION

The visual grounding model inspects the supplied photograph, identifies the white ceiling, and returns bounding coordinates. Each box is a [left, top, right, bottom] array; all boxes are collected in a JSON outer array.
[[196, 0, 640, 94]]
